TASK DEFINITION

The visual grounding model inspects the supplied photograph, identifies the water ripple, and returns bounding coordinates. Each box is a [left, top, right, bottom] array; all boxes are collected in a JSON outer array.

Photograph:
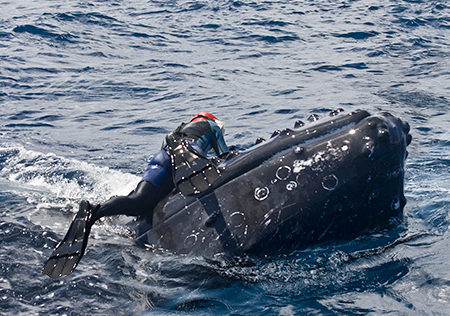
[[1, 0, 450, 314]]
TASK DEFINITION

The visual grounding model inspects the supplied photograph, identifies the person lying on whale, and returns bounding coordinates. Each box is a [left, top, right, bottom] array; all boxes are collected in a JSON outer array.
[[90, 111, 229, 223], [42, 112, 230, 278]]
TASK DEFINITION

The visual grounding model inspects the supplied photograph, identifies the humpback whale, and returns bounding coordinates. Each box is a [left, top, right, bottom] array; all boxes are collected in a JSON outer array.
[[43, 109, 411, 278], [129, 109, 412, 256]]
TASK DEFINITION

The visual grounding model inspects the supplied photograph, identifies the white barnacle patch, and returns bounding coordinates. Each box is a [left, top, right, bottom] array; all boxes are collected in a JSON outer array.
[[254, 186, 270, 201], [286, 181, 297, 191], [276, 165, 291, 180], [293, 150, 327, 173], [322, 174, 338, 191], [294, 160, 312, 174], [341, 145, 348, 151], [293, 160, 305, 173]]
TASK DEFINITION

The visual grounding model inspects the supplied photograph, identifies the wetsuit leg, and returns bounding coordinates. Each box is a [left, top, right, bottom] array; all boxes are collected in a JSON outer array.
[[92, 149, 174, 222], [92, 181, 159, 221], [141, 149, 173, 191], [43, 151, 174, 278]]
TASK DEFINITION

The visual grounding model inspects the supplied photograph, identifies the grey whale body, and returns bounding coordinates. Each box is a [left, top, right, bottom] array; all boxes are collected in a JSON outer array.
[[129, 109, 412, 256]]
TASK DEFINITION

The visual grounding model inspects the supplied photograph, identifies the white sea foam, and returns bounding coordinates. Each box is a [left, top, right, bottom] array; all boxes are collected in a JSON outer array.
[[0, 143, 140, 207]]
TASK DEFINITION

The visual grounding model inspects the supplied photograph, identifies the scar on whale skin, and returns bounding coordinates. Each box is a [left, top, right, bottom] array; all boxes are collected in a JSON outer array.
[[276, 166, 291, 180], [254, 186, 270, 201], [322, 174, 339, 191]]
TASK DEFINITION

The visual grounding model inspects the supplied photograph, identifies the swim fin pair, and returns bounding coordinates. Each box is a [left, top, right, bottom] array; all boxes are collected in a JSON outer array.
[[165, 131, 221, 196], [42, 201, 98, 279]]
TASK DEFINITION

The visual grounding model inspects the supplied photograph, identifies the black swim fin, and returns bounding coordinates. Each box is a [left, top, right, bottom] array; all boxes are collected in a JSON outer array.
[[165, 132, 221, 196], [42, 201, 97, 278]]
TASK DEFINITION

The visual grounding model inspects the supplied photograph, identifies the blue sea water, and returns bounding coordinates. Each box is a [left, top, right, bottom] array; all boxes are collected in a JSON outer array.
[[1, 0, 450, 314]]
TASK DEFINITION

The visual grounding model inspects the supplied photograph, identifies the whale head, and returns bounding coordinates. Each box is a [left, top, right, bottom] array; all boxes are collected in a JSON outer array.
[[241, 110, 412, 253], [138, 109, 412, 256]]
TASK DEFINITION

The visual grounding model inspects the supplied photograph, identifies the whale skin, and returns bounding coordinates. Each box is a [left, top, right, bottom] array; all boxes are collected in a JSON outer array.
[[129, 109, 412, 256]]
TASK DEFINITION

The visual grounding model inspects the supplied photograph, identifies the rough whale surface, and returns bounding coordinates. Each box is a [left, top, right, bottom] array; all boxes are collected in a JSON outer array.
[[130, 110, 412, 256]]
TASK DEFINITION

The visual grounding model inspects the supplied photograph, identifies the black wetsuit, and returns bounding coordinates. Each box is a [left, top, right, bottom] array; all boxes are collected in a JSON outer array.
[[92, 120, 229, 222]]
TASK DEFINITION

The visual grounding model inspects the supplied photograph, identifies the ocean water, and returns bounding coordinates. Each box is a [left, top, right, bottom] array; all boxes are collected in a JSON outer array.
[[1, 0, 450, 315]]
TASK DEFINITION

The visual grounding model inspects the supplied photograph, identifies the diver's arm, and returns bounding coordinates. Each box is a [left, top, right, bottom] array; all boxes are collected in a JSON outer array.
[[209, 121, 230, 158]]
